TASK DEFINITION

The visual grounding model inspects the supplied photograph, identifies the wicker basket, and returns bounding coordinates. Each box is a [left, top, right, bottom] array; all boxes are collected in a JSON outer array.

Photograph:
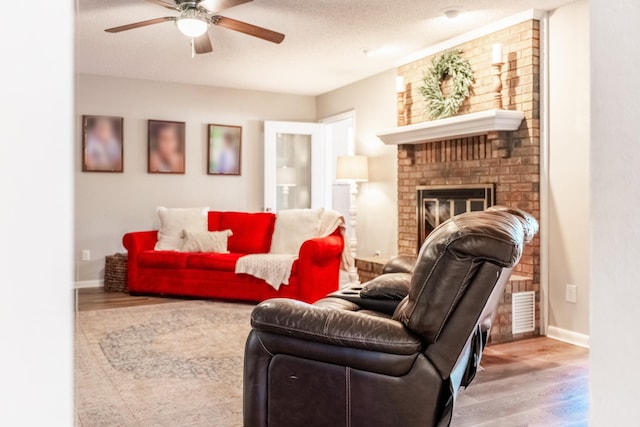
[[104, 253, 128, 292]]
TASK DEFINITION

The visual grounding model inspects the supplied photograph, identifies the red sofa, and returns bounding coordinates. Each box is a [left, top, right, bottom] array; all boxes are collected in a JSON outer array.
[[122, 211, 344, 304]]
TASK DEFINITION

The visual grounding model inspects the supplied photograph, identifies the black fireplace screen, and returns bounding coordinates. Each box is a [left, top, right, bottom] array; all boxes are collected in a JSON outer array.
[[417, 184, 495, 248]]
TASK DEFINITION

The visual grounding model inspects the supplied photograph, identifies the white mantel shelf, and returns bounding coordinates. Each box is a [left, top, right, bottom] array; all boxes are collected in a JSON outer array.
[[377, 109, 525, 145]]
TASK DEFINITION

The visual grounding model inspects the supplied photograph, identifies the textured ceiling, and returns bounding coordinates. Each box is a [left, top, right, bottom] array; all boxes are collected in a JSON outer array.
[[76, 0, 573, 96]]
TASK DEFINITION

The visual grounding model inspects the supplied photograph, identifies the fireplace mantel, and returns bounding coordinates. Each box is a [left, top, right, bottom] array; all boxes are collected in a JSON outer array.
[[377, 109, 525, 145]]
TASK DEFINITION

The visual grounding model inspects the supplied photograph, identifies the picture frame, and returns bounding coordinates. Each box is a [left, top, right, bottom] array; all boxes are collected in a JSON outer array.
[[148, 120, 186, 174], [207, 124, 242, 176], [82, 115, 124, 173]]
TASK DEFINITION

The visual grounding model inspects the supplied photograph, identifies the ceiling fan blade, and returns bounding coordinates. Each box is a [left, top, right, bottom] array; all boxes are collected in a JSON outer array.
[[212, 16, 285, 44], [145, 0, 177, 10], [194, 32, 213, 54], [199, 0, 252, 13], [105, 17, 176, 33]]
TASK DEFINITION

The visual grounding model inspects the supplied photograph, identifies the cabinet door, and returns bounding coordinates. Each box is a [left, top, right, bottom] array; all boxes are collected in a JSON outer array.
[[264, 121, 327, 212]]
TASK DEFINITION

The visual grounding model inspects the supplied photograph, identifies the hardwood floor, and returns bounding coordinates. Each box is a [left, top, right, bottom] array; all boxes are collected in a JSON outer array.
[[454, 338, 589, 426], [76, 288, 589, 426], [76, 287, 185, 311]]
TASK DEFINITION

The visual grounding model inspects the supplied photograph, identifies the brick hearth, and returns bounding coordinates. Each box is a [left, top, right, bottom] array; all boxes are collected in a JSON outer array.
[[395, 20, 541, 342]]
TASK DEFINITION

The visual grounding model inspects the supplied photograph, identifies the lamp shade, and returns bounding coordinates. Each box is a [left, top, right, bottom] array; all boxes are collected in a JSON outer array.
[[277, 167, 297, 186], [336, 155, 369, 182]]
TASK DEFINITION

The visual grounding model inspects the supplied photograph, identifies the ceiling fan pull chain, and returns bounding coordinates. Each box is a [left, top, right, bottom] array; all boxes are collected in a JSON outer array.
[[191, 38, 195, 58]]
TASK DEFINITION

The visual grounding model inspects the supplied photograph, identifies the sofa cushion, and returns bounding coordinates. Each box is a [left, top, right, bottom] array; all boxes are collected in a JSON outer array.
[[180, 229, 233, 253], [186, 253, 246, 271], [155, 206, 209, 251], [208, 212, 276, 254], [138, 251, 190, 269], [270, 208, 324, 254]]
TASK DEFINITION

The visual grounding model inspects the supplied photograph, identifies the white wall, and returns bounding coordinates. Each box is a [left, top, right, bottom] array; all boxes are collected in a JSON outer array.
[[76, 75, 316, 282], [316, 70, 398, 258], [0, 0, 73, 424], [590, 0, 640, 424], [548, 0, 590, 339]]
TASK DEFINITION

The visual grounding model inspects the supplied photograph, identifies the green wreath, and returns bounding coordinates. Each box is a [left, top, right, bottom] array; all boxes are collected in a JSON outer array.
[[419, 50, 475, 120]]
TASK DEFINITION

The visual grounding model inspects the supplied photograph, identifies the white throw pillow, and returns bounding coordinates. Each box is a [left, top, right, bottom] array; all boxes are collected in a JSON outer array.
[[180, 229, 233, 253], [154, 207, 209, 251], [270, 208, 324, 254]]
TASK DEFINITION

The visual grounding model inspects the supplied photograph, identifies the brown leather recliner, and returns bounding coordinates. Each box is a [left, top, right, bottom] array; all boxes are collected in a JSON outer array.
[[243, 207, 538, 427]]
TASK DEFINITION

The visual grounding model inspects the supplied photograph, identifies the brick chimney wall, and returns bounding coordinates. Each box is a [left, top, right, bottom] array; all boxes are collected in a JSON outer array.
[[396, 20, 540, 342]]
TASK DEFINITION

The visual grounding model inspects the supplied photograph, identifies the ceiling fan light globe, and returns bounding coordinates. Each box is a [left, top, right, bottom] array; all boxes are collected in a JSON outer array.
[[176, 17, 208, 38]]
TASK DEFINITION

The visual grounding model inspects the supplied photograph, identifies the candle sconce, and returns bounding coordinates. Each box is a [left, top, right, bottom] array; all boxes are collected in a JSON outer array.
[[491, 43, 505, 109], [396, 76, 413, 126]]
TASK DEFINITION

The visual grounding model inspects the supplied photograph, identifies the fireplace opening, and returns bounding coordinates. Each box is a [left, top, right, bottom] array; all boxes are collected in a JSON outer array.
[[417, 184, 495, 248]]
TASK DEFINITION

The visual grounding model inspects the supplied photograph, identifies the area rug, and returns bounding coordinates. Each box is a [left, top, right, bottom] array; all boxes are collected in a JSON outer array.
[[75, 300, 255, 426]]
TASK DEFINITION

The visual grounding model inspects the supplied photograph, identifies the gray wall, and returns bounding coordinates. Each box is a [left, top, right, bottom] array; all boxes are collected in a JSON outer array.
[[316, 70, 399, 259], [75, 74, 316, 283]]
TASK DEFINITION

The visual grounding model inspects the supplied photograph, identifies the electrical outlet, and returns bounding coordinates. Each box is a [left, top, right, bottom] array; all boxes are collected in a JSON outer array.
[[565, 284, 577, 303], [81, 250, 91, 261]]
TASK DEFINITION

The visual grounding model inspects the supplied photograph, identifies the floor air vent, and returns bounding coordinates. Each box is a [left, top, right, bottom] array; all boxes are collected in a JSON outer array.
[[512, 291, 535, 334]]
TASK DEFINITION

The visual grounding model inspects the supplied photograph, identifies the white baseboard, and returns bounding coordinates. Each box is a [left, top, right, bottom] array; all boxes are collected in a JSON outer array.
[[546, 325, 590, 348], [74, 280, 103, 289]]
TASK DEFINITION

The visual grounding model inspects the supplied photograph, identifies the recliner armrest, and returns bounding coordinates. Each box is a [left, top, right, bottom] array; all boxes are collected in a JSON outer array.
[[251, 298, 422, 355], [326, 285, 400, 316], [383, 255, 416, 274], [361, 273, 411, 301]]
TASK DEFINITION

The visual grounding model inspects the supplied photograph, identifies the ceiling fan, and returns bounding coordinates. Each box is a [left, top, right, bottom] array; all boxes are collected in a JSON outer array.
[[105, 0, 285, 55]]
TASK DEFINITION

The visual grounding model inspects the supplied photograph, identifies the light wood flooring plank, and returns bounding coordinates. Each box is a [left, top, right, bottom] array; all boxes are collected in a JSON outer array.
[[76, 287, 184, 311]]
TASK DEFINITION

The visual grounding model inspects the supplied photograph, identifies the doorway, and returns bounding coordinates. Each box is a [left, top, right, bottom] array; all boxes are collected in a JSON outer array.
[[264, 112, 356, 286], [263, 111, 355, 217]]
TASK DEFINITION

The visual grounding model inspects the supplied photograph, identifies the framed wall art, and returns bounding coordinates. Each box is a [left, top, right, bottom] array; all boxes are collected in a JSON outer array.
[[82, 115, 124, 172], [207, 124, 242, 176], [148, 120, 186, 174]]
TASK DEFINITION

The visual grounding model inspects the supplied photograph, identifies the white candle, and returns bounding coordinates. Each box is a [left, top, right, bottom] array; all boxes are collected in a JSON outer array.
[[492, 43, 503, 64], [396, 76, 405, 93]]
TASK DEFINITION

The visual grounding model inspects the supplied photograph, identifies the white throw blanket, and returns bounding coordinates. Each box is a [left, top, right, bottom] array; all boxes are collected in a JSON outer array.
[[318, 209, 354, 272], [235, 253, 298, 290], [235, 209, 353, 290]]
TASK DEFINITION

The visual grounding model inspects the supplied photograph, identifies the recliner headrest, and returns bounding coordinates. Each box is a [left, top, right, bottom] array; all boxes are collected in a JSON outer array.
[[486, 205, 538, 243], [393, 209, 534, 343]]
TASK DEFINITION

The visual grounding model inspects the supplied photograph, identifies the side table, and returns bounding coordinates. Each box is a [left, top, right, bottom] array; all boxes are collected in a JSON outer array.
[[355, 257, 390, 284]]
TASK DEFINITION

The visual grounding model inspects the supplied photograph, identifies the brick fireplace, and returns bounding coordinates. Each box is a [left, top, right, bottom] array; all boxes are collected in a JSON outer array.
[[390, 20, 541, 342]]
